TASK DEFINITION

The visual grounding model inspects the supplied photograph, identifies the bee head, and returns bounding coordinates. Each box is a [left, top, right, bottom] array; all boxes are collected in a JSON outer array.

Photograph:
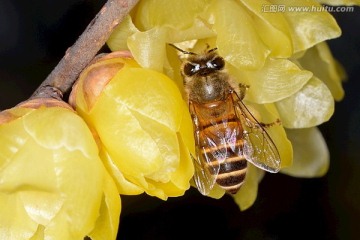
[[169, 44, 225, 77], [182, 54, 225, 77]]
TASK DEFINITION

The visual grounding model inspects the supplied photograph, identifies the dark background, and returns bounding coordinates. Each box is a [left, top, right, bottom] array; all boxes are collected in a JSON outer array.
[[0, 1, 359, 239]]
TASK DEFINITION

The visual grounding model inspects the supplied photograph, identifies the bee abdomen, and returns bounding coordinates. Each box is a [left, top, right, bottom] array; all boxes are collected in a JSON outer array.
[[217, 173, 246, 194], [204, 154, 247, 194], [216, 158, 247, 194], [199, 116, 247, 194]]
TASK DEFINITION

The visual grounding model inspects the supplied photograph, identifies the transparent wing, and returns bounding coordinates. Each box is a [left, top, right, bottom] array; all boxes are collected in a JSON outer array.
[[192, 129, 226, 196], [189, 103, 231, 195], [232, 93, 281, 173]]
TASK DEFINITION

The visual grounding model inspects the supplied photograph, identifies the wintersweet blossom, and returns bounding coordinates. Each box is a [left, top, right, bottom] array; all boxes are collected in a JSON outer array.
[[69, 52, 195, 200], [0, 99, 120, 240], [107, 0, 351, 210]]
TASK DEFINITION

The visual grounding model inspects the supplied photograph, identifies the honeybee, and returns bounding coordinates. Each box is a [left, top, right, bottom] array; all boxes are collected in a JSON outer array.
[[170, 44, 281, 195]]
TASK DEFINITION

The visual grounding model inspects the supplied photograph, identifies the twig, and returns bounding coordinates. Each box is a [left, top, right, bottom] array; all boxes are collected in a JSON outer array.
[[30, 0, 139, 100]]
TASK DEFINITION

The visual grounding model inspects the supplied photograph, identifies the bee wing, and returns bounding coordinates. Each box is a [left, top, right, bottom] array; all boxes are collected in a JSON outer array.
[[192, 130, 223, 196], [233, 95, 281, 173], [190, 101, 233, 196]]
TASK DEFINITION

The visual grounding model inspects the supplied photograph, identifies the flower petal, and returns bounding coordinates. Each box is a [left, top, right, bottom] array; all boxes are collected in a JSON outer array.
[[170, 133, 195, 191], [297, 42, 346, 101], [107, 15, 139, 51], [128, 27, 167, 72], [269, 0, 341, 52], [92, 74, 177, 179], [232, 165, 265, 211], [100, 149, 144, 195], [275, 77, 334, 128], [228, 58, 312, 103], [206, 184, 226, 199], [281, 128, 329, 177], [127, 21, 215, 72], [240, 0, 293, 57], [133, 0, 210, 30], [0, 107, 106, 239], [87, 169, 121, 240], [206, 0, 270, 70]]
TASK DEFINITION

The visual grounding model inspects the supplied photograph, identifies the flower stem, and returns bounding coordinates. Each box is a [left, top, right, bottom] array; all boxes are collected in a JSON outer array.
[[30, 0, 139, 100]]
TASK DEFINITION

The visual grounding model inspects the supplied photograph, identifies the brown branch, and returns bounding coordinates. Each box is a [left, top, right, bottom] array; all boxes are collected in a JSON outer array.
[[30, 0, 139, 100]]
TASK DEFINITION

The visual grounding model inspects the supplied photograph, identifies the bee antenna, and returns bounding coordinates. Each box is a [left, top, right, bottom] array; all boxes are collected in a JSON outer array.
[[169, 44, 196, 55], [207, 47, 218, 53]]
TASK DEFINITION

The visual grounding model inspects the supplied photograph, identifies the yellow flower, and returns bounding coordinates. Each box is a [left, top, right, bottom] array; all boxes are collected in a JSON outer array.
[[70, 52, 195, 200], [0, 99, 120, 240], [106, 0, 351, 210]]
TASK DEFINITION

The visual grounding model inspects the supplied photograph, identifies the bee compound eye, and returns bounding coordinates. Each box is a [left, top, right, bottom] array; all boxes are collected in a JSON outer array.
[[183, 63, 197, 76], [212, 57, 225, 70]]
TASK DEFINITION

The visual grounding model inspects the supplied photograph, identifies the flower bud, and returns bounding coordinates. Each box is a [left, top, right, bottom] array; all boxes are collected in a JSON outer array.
[[70, 51, 195, 200]]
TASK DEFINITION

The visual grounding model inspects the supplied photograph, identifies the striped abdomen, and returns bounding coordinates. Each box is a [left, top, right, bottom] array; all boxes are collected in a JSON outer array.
[[199, 116, 248, 194]]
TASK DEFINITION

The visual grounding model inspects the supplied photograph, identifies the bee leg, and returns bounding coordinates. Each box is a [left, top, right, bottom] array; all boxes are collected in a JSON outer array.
[[205, 43, 210, 50], [238, 83, 250, 101], [232, 88, 281, 130], [259, 118, 282, 128]]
